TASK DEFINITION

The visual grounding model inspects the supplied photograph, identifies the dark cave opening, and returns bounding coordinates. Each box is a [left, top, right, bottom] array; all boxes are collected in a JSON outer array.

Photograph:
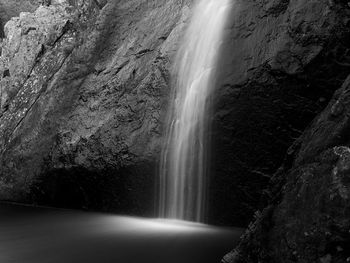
[[30, 163, 157, 218]]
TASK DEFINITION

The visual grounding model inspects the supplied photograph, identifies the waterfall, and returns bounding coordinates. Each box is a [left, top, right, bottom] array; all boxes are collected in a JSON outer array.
[[159, 0, 231, 222]]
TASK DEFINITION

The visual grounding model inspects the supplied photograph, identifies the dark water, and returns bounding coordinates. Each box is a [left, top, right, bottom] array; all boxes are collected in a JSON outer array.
[[0, 203, 243, 263]]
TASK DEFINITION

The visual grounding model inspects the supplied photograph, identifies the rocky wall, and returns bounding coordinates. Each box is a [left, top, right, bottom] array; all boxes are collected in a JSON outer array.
[[0, 0, 191, 215]]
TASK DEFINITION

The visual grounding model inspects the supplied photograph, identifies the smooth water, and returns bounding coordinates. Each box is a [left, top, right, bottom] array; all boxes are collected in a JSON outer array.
[[0, 203, 243, 263], [159, 0, 232, 222]]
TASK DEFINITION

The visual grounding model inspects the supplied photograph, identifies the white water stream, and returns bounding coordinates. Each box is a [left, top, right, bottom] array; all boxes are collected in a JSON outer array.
[[159, 0, 232, 222]]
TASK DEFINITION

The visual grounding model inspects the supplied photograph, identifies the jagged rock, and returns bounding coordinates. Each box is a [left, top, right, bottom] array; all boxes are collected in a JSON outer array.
[[0, 5, 71, 110], [0, 0, 39, 38], [0, 1, 39, 25], [0, 0, 190, 214], [210, 0, 350, 226], [222, 75, 350, 262]]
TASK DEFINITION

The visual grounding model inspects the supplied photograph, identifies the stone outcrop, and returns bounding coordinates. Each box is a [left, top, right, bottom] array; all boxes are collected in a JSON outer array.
[[221, 0, 350, 259], [224, 74, 350, 263], [0, 0, 190, 214], [210, 0, 350, 226], [0, 0, 39, 37], [0, 0, 39, 22]]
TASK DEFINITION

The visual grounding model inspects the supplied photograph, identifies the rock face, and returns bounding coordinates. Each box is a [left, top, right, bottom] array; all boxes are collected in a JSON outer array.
[[221, 0, 350, 260], [210, 0, 350, 226], [224, 75, 350, 263], [0, 0, 190, 214], [0, 0, 39, 22], [0, 0, 39, 37]]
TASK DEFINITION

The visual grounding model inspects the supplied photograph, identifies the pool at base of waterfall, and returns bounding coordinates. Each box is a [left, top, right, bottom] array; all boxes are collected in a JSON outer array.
[[0, 202, 243, 263]]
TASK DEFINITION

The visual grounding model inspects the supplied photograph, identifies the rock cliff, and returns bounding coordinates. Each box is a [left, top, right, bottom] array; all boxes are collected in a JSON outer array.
[[0, 0, 39, 38], [210, 0, 350, 226], [0, 0, 190, 214], [224, 75, 350, 263], [0, 0, 39, 23], [221, 0, 350, 261]]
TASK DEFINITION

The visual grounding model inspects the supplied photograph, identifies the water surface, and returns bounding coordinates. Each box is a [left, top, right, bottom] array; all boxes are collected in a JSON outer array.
[[0, 203, 243, 263]]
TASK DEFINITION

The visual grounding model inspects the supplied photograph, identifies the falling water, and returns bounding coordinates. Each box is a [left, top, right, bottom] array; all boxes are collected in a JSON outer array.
[[159, 0, 231, 222]]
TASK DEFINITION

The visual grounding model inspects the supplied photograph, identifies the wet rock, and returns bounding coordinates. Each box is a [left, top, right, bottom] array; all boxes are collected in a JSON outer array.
[[211, 0, 350, 226], [0, 1, 39, 26], [223, 75, 350, 262], [0, 0, 190, 215]]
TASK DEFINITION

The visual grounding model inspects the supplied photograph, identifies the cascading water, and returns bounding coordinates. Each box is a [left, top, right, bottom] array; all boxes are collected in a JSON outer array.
[[159, 0, 232, 222]]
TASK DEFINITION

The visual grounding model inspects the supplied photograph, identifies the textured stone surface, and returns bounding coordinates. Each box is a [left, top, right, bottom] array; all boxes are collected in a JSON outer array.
[[0, 0, 39, 38], [224, 75, 350, 263], [268, 75, 350, 263], [210, 0, 350, 226], [221, 0, 350, 261], [0, 0, 190, 214], [0, 0, 39, 28]]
